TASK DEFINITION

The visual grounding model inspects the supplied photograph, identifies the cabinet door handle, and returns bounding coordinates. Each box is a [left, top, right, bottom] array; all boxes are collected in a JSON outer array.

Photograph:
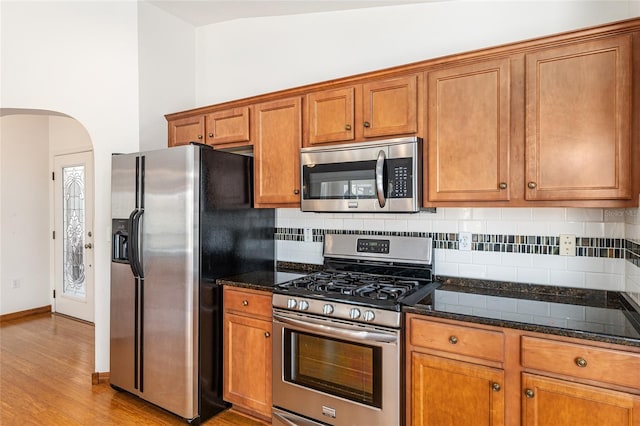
[[524, 389, 535, 398], [527, 181, 537, 189], [294, 189, 300, 195], [208, 132, 214, 138], [265, 332, 271, 338], [242, 300, 249, 306], [448, 335, 458, 344], [575, 357, 588, 368], [363, 121, 370, 128], [345, 124, 352, 131], [84, 243, 93, 249], [499, 182, 507, 190], [197, 134, 203, 139], [491, 382, 501, 392]]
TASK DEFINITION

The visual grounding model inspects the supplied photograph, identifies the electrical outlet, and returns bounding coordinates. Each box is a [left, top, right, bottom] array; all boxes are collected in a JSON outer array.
[[304, 228, 313, 243], [559, 234, 576, 256], [458, 232, 472, 251]]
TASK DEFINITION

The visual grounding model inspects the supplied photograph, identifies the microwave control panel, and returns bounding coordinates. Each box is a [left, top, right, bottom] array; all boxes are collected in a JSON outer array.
[[389, 158, 413, 198]]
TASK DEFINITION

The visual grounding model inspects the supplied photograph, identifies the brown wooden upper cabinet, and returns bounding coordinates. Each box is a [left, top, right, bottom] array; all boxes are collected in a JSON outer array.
[[168, 114, 205, 147], [305, 75, 419, 146], [426, 58, 511, 202], [253, 97, 302, 207], [167, 106, 251, 148], [525, 35, 633, 201]]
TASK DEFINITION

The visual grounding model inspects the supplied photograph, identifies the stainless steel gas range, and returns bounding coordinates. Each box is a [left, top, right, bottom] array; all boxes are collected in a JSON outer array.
[[272, 234, 437, 426]]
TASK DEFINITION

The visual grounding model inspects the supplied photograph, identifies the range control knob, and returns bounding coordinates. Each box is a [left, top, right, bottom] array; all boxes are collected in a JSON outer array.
[[298, 300, 310, 311], [349, 308, 361, 320], [287, 299, 297, 309], [323, 304, 334, 315], [363, 310, 375, 322]]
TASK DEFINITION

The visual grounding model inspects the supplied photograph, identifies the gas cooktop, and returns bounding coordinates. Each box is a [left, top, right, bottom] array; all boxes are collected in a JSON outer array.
[[273, 234, 437, 326], [276, 270, 435, 310]]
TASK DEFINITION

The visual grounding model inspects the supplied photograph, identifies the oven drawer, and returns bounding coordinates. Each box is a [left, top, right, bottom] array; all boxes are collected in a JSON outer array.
[[521, 336, 640, 390], [409, 317, 504, 362], [223, 287, 271, 319]]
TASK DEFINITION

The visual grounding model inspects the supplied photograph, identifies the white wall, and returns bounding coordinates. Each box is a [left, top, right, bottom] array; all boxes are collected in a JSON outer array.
[[0, 115, 51, 314], [1, 1, 141, 372], [195, 1, 636, 105], [138, 2, 196, 151]]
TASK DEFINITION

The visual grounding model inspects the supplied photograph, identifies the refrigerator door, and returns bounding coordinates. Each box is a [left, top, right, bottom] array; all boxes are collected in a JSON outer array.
[[110, 153, 139, 394], [139, 145, 199, 419]]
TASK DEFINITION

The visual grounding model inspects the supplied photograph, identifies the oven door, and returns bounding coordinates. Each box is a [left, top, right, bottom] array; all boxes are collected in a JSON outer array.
[[300, 137, 421, 213], [272, 309, 401, 426]]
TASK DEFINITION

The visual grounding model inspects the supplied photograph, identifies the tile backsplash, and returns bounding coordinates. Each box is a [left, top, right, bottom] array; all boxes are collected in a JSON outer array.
[[275, 207, 640, 294]]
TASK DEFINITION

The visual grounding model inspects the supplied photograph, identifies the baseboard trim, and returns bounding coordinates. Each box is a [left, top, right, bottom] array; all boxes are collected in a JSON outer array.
[[92, 371, 110, 385], [0, 305, 51, 323]]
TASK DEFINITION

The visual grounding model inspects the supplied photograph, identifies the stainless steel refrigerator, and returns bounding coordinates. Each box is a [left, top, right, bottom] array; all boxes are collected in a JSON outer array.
[[110, 144, 274, 423]]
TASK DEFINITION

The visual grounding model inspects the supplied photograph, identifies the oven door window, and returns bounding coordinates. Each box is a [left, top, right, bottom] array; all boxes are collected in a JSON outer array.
[[283, 329, 382, 408], [303, 161, 382, 200]]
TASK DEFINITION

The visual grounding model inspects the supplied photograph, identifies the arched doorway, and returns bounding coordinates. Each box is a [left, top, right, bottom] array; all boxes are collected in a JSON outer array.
[[0, 108, 95, 323]]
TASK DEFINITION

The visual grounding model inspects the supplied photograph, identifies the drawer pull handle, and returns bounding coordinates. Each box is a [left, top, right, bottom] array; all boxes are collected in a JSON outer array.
[[264, 332, 271, 338], [449, 335, 458, 344], [525, 389, 535, 398], [242, 300, 249, 306], [491, 382, 501, 392], [345, 124, 352, 131], [575, 357, 588, 368]]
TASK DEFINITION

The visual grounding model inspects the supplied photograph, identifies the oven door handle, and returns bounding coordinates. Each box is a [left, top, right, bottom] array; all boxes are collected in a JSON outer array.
[[375, 149, 387, 208], [273, 312, 398, 343]]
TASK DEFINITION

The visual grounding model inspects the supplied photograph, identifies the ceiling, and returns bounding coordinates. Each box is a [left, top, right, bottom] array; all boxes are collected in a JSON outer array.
[[148, 0, 436, 26]]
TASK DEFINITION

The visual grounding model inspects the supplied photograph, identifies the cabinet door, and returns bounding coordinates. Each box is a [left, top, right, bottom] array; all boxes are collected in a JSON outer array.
[[205, 106, 251, 147], [426, 59, 511, 202], [525, 35, 632, 200], [411, 352, 505, 426], [362, 75, 418, 138], [306, 87, 355, 145], [254, 97, 302, 207], [168, 115, 205, 147], [522, 373, 640, 426], [223, 312, 272, 419]]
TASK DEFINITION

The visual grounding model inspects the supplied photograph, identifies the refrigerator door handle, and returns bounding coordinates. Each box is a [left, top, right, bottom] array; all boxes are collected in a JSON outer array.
[[134, 209, 144, 278], [127, 209, 144, 278]]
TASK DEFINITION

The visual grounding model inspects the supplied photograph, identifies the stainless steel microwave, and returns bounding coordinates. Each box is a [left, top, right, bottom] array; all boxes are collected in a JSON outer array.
[[300, 137, 422, 213]]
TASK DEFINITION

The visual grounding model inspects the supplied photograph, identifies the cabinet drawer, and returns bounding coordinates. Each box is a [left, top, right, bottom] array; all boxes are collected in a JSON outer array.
[[521, 336, 640, 390], [223, 287, 272, 318], [409, 317, 504, 362]]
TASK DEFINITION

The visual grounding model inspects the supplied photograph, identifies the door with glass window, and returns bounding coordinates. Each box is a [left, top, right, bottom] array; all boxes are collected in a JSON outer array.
[[53, 151, 94, 322]]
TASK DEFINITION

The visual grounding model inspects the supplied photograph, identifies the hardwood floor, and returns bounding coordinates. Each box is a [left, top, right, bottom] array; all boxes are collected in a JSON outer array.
[[0, 313, 265, 425]]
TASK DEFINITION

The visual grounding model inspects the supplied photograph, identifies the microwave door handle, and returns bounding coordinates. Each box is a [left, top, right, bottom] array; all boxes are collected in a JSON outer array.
[[375, 150, 386, 208], [273, 312, 397, 343]]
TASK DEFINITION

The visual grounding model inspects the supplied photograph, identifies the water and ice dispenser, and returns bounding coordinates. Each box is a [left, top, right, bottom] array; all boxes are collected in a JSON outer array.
[[112, 219, 129, 263]]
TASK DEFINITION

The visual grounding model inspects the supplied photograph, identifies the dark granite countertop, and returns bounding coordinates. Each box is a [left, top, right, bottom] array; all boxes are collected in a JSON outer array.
[[216, 262, 320, 292], [405, 276, 640, 348]]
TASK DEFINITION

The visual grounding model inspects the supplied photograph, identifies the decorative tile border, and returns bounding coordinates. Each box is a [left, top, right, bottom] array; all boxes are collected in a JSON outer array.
[[275, 227, 629, 260], [627, 239, 640, 267]]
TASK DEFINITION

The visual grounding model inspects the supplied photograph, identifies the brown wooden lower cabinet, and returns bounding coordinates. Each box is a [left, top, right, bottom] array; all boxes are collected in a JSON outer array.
[[411, 352, 505, 426], [406, 314, 640, 426], [223, 287, 272, 421], [521, 373, 640, 426]]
